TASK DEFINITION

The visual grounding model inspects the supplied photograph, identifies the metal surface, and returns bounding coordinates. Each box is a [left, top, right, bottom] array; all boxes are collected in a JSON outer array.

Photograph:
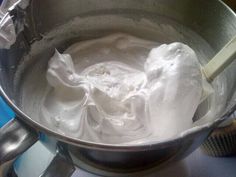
[[0, 0, 236, 176], [0, 119, 38, 177], [7, 141, 236, 177], [40, 153, 75, 177]]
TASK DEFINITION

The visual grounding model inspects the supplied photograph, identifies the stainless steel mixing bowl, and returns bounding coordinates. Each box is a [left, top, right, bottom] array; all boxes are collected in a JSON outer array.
[[0, 0, 236, 176]]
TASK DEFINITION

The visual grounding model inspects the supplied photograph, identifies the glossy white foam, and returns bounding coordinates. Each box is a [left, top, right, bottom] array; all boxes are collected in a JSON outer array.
[[40, 34, 203, 144]]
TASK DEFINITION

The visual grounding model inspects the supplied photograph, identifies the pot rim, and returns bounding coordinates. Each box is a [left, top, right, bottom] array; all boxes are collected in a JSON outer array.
[[0, 0, 235, 152]]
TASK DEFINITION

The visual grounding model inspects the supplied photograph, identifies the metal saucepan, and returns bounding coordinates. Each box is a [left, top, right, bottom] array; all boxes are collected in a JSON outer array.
[[0, 0, 236, 176]]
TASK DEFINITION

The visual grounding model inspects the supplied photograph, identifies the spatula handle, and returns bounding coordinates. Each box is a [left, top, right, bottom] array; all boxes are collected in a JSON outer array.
[[203, 36, 236, 82]]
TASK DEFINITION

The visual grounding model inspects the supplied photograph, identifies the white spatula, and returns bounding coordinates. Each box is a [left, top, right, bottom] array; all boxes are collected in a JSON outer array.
[[194, 36, 236, 125], [202, 36, 236, 82]]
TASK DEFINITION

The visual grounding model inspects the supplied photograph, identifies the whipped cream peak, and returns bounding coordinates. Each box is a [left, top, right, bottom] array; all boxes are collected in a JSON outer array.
[[47, 49, 80, 88]]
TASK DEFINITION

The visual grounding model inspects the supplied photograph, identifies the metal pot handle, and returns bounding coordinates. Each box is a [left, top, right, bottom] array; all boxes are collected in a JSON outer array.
[[0, 118, 38, 176]]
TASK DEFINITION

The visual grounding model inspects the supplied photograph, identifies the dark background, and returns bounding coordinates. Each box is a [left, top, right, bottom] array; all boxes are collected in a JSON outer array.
[[224, 0, 236, 10]]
